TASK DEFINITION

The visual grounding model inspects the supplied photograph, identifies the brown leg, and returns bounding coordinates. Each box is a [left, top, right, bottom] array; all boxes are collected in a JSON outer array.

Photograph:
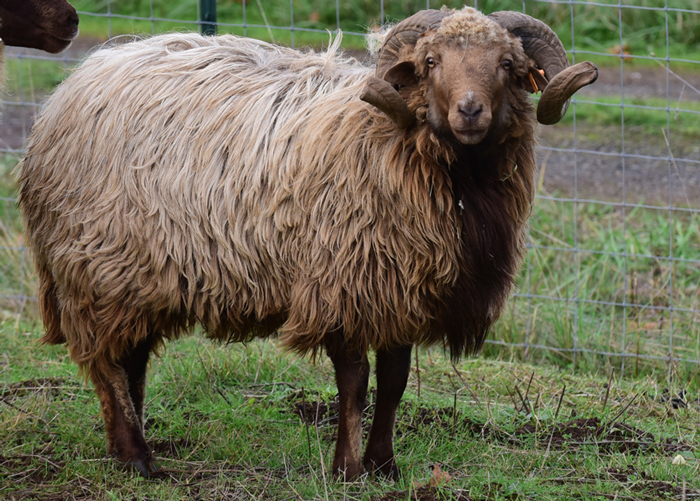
[[326, 338, 369, 480], [91, 336, 155, 478], [363, 344, 412, 479]]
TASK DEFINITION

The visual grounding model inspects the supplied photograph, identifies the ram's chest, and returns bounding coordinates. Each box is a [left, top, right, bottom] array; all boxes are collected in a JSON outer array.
[[451, 175, 526, 292]]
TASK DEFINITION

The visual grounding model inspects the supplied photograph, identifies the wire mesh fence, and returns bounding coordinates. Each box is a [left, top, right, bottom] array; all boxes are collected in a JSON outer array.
[[1, 0, 698, 381]]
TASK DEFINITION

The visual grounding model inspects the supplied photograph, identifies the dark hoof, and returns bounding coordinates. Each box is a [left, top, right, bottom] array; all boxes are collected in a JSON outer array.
[[332, 461, 363, 481], [125, 458, 157, 478], [364, 458, 400, 480]]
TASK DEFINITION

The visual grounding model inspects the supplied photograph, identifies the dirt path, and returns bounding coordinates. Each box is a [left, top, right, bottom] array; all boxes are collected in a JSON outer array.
[[2, 40, 699, 207], [537, 124, 700, 208]]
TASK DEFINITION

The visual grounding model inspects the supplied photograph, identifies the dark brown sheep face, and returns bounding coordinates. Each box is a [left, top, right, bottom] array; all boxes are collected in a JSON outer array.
[[0, 0, 79, 53]]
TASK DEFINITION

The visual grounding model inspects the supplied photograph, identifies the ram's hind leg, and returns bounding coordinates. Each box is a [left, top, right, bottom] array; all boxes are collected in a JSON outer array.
[[325, 337, 369, 480], [90, 335, 155, 477], [363, 344, 412, 479]]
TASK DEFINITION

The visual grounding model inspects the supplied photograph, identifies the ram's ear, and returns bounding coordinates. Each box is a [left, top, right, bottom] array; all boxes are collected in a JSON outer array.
[[521, 64, 549, 94], [383, 61, 418, 88], [361, 61, 418, 129]]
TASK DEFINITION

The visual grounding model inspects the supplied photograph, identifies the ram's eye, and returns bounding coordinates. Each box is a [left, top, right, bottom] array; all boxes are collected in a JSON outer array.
[[501, 59, 513, 70], [427, 57, 436, 68]]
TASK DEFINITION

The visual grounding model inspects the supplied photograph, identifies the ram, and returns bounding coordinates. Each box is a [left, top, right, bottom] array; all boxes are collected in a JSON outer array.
[[0, 0, 79, 84], [18, 7, 596, 479]]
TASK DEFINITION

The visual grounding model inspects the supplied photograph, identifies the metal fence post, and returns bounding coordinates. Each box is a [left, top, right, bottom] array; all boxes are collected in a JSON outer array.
[[200, 0, 217, 35]]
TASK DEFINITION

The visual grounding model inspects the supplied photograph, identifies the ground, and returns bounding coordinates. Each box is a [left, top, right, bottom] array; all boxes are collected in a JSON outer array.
[[1, 333, 698, 500]]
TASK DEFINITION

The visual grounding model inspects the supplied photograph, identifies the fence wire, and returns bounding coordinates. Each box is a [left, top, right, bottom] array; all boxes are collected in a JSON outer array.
[[1, 0, 698, 380]]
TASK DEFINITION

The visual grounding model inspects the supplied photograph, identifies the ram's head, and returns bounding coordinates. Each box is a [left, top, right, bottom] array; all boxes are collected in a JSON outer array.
[[362, 8, 598, 144]]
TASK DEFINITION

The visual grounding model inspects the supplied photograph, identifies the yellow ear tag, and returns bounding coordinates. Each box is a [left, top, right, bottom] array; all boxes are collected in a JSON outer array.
[[528, 72, 539, 94]]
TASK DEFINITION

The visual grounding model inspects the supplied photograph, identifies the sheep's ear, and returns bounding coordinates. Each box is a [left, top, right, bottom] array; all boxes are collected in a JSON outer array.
[[383, 61, 418, 88], [521, 65, 549, 94], [361, 61, 418, 129]]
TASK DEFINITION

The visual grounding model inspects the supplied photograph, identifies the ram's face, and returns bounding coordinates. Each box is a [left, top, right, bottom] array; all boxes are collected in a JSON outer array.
[[379, 15, 534, 146], [0, 0, 79, 53], [418, 41, 523, 145]]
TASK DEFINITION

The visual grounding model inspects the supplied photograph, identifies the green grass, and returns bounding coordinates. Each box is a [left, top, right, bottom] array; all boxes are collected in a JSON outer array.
[[0, 326, 698, 500], [486, 197, 700, 385]]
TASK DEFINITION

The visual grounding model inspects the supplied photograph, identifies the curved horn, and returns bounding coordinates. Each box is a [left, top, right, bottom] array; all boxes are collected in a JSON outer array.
[[361, 9, 449, 129], [488, 12, 568, 81], [536, 62, 598, 125], [376, 9, 451, 78], [361, 77, 415, 129], [488, 11, 598, 124]]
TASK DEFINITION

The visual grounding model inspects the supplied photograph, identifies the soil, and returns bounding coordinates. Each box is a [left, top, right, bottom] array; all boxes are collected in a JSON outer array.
[[0, 377, 69, 400], [512, 416, 686, 454], [3, 39, 700, 207]]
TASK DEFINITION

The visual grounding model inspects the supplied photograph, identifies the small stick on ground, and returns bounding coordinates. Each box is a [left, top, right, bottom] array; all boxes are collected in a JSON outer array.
[[452, 391, 458, 431], [514, 384, 528, 413], [539, 383, 566, 473], [507, 387, 519, 413], [302, 387, 312, 458], [452, 362, 482, 409], [554, 383, 566, 421], [607, 393, 640, 430], [485, 394, 493, 431], [602, 369, 614, 414], [523, 371, 535, 408]]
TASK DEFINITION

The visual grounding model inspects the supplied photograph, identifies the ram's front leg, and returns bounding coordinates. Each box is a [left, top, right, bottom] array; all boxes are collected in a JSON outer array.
[[325, 336, 369, 480], [89, 334, 156, 478], [363, 344, 412, 479]]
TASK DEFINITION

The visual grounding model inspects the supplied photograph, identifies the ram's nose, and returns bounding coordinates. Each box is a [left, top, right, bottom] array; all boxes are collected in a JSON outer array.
[[458, 103, 483, 120]]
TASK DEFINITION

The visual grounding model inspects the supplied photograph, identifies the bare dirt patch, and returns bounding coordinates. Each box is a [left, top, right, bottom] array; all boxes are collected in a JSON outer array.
[[0, 377, 71, 402], [513, 416, 688, 454], [291, 396, 341, 426]]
